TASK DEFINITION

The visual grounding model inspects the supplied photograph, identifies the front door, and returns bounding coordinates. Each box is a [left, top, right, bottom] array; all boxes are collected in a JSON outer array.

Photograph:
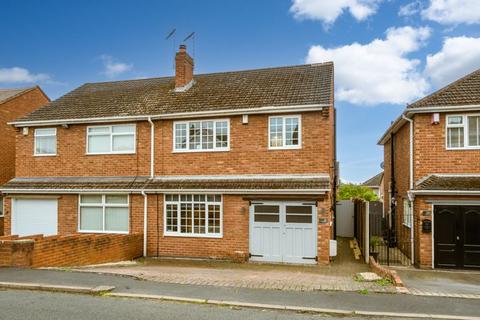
[[434, 205, 480, 269], [249, 201, 317, 264]]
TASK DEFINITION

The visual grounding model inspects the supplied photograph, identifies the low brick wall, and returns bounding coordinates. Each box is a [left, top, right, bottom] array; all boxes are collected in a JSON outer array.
[[0, 233, 143, 268], [369, 256, 404, 287]]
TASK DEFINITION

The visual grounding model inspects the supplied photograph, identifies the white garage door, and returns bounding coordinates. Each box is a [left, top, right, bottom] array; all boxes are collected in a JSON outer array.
[[249, 201, 317, 264], [12, 199, 58, 236]]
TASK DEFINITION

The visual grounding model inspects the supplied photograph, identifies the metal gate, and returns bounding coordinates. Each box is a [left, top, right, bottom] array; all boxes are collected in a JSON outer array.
[[371, 200, 413, 266]]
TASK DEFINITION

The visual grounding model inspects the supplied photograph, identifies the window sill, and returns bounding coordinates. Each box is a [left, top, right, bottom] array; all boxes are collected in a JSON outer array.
[[164, 232, 223, 239], [446, 147, 480, 150], [85, 152, 136, 156], [78, 230, 129, 234], [172, 148, 230, 154], [268, 146, 301, 150], [402, 223, 412, 229], [34, 154, 57, 157]]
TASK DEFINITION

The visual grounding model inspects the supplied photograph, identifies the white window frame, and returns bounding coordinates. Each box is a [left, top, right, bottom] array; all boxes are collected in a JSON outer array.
[[173, 119, 230, 153], [34, 128, 57, 156], [446, 114, 480, 150], [78, 194, 129, 234], [268, 115, 302, 150], [403, 199, 412, 228], [163, 194, 223, 238], [86, 124, 136, 155]]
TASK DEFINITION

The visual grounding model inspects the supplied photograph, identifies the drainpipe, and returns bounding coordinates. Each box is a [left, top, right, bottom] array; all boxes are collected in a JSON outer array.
[[147, 117, 154, 178], [402, 114, 415, 265], [141, 190, 148, 257]]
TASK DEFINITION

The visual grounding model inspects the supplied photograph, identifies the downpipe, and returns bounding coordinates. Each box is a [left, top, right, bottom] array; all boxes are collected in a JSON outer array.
[[402, 115, 415, 264], [141, 190, 148, 257]]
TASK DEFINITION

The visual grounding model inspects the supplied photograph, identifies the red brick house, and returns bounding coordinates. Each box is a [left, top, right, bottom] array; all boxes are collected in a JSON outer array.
[[0, 46, 337, 264], [379, 69, 480, 270], [0, 87, 50, 235]]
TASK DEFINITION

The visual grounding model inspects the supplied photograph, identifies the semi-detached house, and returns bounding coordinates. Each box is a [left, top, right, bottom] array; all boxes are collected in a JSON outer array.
[[1, 45, 337, 265]]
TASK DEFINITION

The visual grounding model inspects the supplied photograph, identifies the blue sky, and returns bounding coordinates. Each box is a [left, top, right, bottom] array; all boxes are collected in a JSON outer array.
[[1, 0, 480, 182]]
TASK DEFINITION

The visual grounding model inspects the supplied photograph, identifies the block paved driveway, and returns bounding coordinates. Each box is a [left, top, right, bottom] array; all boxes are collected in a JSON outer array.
[[394, 268, 480, 298], [73, 237, 395, 293]]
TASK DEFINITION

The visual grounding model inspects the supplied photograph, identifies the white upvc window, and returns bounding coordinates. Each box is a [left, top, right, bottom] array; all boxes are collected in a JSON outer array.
[[403, 199, 412, 228], [173, 119, 229, 152], [446, 114, 480, 149], [268, 115, 301, 149], [164, 194, 222, 238], [34, 128, 57, 156], [87, 124, 136, 154], [79, 194, 129, 233]]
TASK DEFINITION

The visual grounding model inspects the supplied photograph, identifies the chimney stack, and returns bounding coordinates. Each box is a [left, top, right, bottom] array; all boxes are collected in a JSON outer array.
[[175, 44, 194, 89]]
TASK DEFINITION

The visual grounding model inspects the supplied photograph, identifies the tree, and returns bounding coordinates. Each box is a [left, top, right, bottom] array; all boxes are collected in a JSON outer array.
[[337, 183, 379, 201]]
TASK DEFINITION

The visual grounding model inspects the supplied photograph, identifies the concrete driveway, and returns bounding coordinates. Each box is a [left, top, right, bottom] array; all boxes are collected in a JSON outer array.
[[395, 268, 480, 297]]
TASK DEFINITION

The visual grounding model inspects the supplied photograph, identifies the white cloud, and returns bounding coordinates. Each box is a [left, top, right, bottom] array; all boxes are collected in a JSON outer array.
[[306, 26, 431, 105], [422, 0, 480, 25], [425, 36, 480, 88], [290, 0, 382, 26], [100, 54, 133, 78], [399, 1, 421, 16], [0, 67, 50, 84]]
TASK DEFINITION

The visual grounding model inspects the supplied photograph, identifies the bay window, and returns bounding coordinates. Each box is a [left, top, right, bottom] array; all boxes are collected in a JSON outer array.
[[164, 194, 222, 237], [87, 124, 136, 154], [173, 119, 229, 152], [269, 115, 301, 149], [446, 115, 480, 149], [34, 128, 57, 156], [79, 194, 129, 233]]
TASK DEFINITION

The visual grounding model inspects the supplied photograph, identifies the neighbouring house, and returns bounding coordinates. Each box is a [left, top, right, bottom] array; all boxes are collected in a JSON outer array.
[[0, 87, 50, 235], [0, 45, 337, 265], [362, 172, 384, 201], [379, 68, 480, 270]]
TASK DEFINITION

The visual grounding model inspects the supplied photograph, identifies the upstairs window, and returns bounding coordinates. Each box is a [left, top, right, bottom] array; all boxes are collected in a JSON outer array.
[[174, 119, 229, 152], [34, 128, 57, 156], [269, 115, 301, 149], [87, 124, 136, 154], [446, 115, 480, 149]]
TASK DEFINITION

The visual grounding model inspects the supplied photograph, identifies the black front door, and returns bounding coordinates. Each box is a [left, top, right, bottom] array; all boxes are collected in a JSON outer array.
[[434, 205, 480, 269]]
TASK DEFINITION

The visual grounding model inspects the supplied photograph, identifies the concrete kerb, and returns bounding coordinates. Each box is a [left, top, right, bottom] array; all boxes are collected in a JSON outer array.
[[106, 292, 480, 320], [0, 282, 114, 295], [1, 281, 479, 320]]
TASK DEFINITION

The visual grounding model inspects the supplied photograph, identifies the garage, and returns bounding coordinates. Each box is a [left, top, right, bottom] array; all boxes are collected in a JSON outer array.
[[12, 198, 58, 237], [249, 201, 317, 264], [434, 205, 480, 269]]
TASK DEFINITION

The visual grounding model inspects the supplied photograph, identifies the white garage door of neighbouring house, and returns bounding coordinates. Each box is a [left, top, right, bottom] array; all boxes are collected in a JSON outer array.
[[12, 199, 58, 236], [249, 201, 317, 264]]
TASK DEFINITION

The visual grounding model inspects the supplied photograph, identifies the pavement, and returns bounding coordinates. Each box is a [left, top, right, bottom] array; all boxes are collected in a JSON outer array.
[[0, 290, 416, 320], [72, 237, 397, 293], [0, 267, 479, 319], [395, 267, 480, 298]]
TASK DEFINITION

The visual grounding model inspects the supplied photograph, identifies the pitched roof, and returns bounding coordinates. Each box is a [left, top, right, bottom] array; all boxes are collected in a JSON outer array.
[[0, 87, 36, 105], [416, 174, 480, 191], [16, 63, 333, 123], [407, 68, 480, 109], [0, 175, 330, 192], [362, 172, 383, 187]]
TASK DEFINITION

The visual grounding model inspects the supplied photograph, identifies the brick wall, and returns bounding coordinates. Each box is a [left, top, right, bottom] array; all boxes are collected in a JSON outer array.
[[0, 233, 142, 267], [382, 122, 412, 254], [16, 112, 332, 177], [414, 112, 480, 181], [0, 87, 49, 184]]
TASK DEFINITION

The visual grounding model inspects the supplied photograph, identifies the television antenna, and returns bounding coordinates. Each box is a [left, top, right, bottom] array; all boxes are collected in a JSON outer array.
[[183, 32, 196, 69], [165, 28, 176, 70]]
